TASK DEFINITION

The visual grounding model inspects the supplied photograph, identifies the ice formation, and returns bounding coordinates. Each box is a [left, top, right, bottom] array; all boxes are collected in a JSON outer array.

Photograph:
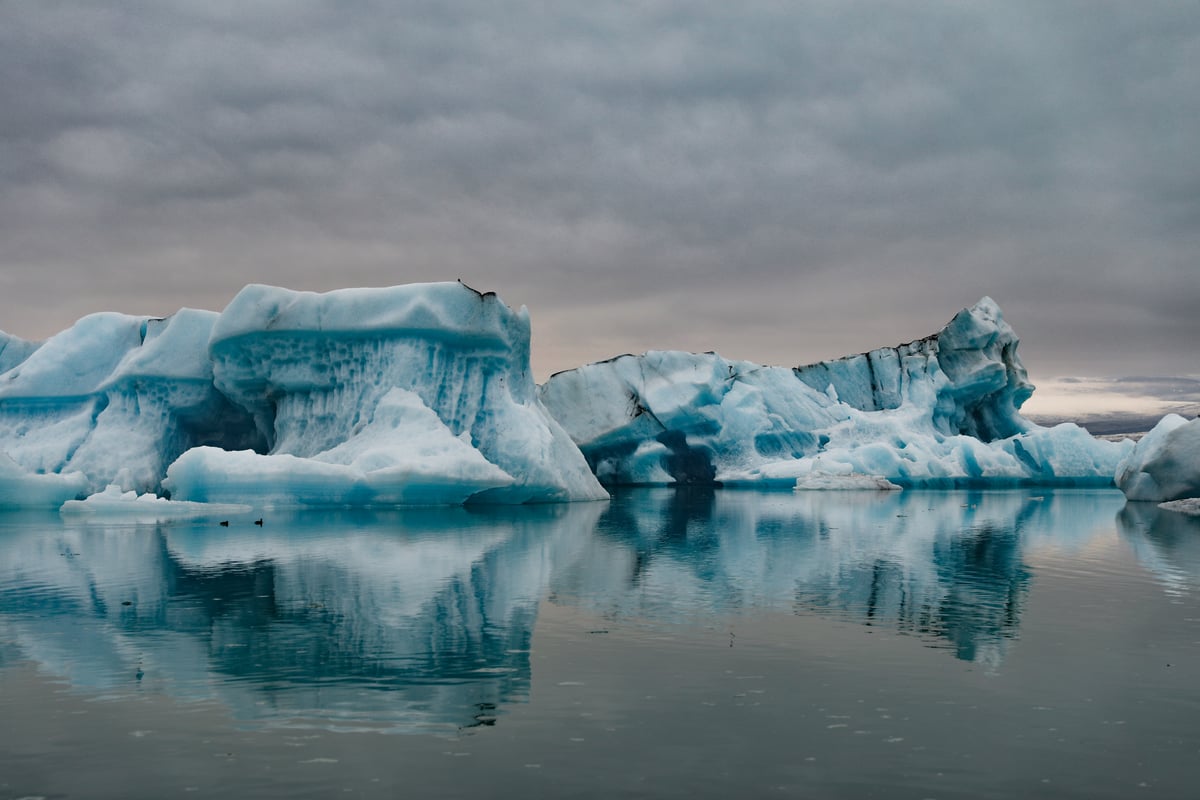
[[1, 288, 1137, 507], [167, 283, 605, 506], [540, 298, 1131, 487], [0, 329, 38, 374], [0, 310, 261, 506], [0, 282, 605, 508], [1115, 414, 1200, 502]]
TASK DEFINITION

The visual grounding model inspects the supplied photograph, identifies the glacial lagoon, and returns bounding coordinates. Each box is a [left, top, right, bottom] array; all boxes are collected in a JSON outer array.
[[2, 488, 1199, 799]]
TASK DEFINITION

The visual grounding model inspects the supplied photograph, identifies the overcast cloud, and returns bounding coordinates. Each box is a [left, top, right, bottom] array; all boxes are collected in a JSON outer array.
[[1, 0, 1196, 383]]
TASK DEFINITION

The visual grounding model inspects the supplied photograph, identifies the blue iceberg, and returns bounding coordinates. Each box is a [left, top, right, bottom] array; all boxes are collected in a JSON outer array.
[[0, 282, 605, 508], [1, 287, 1135, 509], [540, 298, 1132, 487]]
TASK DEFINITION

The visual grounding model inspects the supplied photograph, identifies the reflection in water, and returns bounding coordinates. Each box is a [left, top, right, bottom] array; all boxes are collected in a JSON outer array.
[[0, 489, 1130, 731], [0, 504, 603, 733], [550, 489, 1120, 667], [1117, 502, 1200, 599]]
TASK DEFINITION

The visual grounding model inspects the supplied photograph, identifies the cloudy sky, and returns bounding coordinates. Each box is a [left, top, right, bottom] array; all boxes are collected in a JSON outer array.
[[1, 1, 1196, 403]]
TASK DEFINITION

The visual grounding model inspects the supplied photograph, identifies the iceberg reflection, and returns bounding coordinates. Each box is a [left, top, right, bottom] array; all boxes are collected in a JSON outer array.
[[1117, 502, 1200, 599], [0, 504, 602, 733], [0, 489, 1125, 732], [551, 489, 1119, 666]]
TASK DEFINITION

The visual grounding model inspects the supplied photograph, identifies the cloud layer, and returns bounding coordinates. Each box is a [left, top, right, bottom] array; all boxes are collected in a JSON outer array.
[[1, 1, 1197, 380]]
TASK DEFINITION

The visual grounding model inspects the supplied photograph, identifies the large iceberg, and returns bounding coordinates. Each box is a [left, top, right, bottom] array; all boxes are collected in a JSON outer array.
[[164, 283, 605, 506], [1115, 414, 1200, 502], [0, 282, 605, 508], [540, 298, 1131, 486]]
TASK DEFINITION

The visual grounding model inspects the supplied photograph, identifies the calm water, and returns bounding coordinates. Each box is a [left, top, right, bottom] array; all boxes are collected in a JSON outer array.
[[2, 488, 1199, 799]]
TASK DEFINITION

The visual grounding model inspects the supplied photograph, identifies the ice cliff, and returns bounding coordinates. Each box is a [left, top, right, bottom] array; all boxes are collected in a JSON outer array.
[[540, 298, 1130, 486], [0, 283, 605, 508]]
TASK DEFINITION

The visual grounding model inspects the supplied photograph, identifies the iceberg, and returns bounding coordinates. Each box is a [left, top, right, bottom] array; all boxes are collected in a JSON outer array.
[[1, 286, 1133, 506], [168, 282, 605, 506], [540, 298, 1131, 487], [1115, 414, 1200, 502], [0, 282, 605, 508]]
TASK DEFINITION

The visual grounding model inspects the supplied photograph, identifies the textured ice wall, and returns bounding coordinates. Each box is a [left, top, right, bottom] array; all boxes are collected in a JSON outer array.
[[794, 297, 1033, 441], [0, 309, 261, 503], [178, 281, 606, 505], [540, 298, 1126, 486]]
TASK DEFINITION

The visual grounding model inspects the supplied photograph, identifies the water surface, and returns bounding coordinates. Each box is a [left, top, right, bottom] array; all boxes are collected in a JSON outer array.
[[2, 488, 1198, 798]]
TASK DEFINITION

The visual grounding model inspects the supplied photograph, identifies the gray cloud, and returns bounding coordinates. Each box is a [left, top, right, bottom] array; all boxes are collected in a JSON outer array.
[[0, 0, 1197, 381]]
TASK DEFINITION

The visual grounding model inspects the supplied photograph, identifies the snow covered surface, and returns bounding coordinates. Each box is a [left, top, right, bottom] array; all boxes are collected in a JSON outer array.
[[1115, 414, 1200, 502], [541, 298, 1131, 487], [60, 484, 252, 521]]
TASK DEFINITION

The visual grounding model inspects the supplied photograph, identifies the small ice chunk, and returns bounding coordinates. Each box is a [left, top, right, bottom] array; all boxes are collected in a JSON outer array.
[[794, 473, 902, 491], [60, 484, 252, 520], [1158, 498, 1200, 516]]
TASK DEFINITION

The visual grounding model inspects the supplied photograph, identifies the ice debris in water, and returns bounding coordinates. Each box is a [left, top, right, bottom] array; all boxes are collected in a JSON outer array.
[[1158, 498, 1200, 516], [60, 484, 252, 521], [794, 474, 902, 491]]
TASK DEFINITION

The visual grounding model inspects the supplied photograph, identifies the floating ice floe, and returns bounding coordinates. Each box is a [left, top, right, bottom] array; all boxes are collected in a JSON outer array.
[[1159, 498, 1200, 516], [794, 473, 902, 491], [60, 484, 252, 521]]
